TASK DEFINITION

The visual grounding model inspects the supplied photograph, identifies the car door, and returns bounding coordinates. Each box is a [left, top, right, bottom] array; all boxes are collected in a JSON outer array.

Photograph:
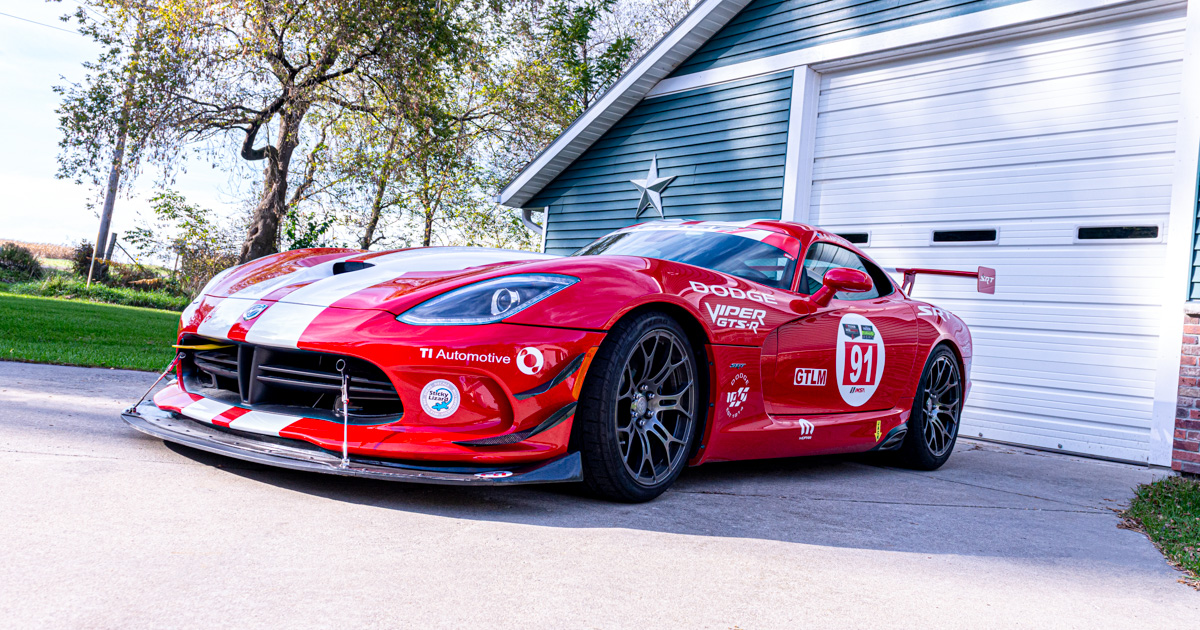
[[762, 242, 918, 416]]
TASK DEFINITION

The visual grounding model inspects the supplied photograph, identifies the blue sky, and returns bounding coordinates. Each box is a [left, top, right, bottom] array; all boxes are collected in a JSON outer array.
[[0, 0, 238, 247]]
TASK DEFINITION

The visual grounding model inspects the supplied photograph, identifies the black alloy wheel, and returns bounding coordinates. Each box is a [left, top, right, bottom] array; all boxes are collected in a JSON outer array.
[[574, 312, 698, 502], [894, 345, 963, 470]]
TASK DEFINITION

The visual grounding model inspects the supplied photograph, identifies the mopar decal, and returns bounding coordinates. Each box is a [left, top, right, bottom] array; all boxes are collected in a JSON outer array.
[[797, 418, 814, 440], [835, 313, 886, 408], [420, 379, 460, 419]]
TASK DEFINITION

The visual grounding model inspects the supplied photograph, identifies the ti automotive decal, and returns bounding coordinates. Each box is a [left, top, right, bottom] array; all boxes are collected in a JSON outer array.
[[835, 313, 885, 407]]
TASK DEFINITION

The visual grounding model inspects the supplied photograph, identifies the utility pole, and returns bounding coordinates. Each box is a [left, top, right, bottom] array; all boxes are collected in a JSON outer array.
[[86, 3, 143, 287]]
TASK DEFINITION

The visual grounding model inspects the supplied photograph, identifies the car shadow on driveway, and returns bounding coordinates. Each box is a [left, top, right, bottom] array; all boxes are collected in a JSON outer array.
[[163, 438, 1168, 567]]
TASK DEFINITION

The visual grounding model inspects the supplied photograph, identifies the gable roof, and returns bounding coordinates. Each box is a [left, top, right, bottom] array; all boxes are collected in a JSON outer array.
[[495, 0, 753, 209]]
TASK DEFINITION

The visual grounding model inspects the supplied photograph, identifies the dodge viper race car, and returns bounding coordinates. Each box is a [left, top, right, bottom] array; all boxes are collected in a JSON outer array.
[[124, 219, 985, 502]]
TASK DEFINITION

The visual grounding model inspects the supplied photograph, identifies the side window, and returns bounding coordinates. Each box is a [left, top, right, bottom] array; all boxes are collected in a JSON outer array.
[[797, 242, 891, 300]]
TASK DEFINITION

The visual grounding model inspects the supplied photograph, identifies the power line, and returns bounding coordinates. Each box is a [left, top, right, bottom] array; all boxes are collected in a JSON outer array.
[[0, 11, 80, 35]]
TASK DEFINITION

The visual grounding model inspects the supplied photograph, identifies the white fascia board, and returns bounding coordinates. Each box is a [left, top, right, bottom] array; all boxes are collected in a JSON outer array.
[[1149, 0, 1200, 467], [648, 0, 1182, 98], [779, 66, 820, 224], [497, 0, 752, 208]]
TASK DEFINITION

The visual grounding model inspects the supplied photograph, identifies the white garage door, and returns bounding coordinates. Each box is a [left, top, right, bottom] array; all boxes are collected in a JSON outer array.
[[809, 8, 1187, 463]]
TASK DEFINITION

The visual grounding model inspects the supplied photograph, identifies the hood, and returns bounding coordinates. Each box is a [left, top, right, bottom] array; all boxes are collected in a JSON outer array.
[[191, 247, 561, 342]]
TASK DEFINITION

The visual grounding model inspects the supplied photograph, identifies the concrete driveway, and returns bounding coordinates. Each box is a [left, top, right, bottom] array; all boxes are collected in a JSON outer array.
[[0, 360, 1194, 628]]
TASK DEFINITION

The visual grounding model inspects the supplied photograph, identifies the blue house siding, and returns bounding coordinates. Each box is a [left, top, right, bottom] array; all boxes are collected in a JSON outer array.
[[672, 0, 1030, 76], [530, 72, 793, 255]]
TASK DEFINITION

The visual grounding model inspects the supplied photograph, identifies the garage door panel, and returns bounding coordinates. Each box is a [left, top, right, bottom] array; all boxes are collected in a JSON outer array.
[[811, 96, 1176, 158], [821, 33, 1186, 112], [810, 11, 1184, 462], [969, 384, 1153, 426], [815, 127, 1179, 180], [822, 13, 1184, 91]]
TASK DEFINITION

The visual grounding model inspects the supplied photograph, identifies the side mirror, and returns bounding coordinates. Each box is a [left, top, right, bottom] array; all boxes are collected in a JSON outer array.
[[811, 267, 872, 307]]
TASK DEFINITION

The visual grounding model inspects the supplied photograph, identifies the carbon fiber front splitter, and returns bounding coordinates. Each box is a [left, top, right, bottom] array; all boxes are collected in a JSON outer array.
[[121, 402, 583, 486]]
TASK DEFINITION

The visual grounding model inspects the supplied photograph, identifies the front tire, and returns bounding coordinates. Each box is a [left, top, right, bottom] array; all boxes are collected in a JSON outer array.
[[575, 312, 698, 502], [894, 345, 963, 470]]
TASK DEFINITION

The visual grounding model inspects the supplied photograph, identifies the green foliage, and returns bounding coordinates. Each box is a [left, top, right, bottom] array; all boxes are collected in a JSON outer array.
[[0, 243, 44, 282], [283, 209, 337, 250], [125, 190, 239, 297], [4, 275, 189, 312], [1123, 476, 1200, 584], [0, 293, 178, 372]]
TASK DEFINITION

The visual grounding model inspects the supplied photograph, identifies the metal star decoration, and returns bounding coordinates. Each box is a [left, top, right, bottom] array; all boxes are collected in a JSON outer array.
[[630, 155, 676, 219]]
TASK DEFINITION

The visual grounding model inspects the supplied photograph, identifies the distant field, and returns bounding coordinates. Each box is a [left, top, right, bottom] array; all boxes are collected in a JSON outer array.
[[0, 293, 178, 371], [0, 239, 73, 259]]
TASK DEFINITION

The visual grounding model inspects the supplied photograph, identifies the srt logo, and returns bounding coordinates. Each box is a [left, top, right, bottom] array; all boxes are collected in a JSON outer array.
[[689, 281, 778, 305], [705, 303, 766, 332], [917, 305, 948, 320]]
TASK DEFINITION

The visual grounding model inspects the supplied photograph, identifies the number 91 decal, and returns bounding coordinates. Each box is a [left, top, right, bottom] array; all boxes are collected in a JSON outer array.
[[834, 313, 886, 407]]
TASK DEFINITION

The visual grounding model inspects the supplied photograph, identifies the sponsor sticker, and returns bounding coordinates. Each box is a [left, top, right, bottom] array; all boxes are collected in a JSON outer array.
[[516, 347, 545, 375], [725, 373, 751, 418], [875, 420, 882, 442], [793, 368, 827, 387], [419, 348, 511, 365], [475, 471, 513, 479], [797, 418, 814, 441], [420, 379, 460, 419], [835, 313, 886, 407]]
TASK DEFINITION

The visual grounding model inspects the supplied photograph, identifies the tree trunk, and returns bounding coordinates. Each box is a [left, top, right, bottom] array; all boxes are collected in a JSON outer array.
[[359, 131, 401, 250], [238, 106, 307, 263]]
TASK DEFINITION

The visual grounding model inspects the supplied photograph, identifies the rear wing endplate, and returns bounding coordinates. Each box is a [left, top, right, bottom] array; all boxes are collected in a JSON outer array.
[[896, 266, 996, 295]]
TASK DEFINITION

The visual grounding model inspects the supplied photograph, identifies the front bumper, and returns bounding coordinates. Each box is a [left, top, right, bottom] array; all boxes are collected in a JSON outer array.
[[123, 401, 584, 485]]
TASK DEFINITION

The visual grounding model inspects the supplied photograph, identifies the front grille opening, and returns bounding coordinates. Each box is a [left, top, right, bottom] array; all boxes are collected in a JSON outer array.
[[182, 338, 403, 424]]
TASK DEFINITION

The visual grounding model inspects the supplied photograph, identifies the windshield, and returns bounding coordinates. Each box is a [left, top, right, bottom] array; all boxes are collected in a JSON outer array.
[[573, 227, 798, 290]]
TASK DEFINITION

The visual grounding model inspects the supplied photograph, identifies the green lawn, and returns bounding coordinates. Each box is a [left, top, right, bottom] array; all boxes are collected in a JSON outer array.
[[0, 293, 179, 371], [1122, 475, 1200, 586]]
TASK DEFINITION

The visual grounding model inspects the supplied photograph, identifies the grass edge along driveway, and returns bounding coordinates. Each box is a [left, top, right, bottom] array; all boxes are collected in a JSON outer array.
[[1122, 475, 1200, 589], [0, 292, 178, 372]]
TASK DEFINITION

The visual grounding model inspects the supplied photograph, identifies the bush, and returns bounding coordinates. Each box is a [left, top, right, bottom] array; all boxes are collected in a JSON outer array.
[[71, 241, 107, 280], [2, 275, 189, 311], [0, 240, 72, 260], [0, 243, 44, 282]]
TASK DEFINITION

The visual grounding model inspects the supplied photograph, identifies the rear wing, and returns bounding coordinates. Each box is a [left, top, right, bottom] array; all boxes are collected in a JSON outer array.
[[896, 266, 996, 295]]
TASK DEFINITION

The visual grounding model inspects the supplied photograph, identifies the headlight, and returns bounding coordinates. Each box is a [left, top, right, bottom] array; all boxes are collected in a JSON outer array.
[[396, 274, 578, 326]]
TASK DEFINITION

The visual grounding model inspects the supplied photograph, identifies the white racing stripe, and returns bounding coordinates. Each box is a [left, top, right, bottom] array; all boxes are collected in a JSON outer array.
[[243, 303, 328, 348], [195, 297, 258, 341], [226, 410, 300, 437], [180, 397, 234, 423]]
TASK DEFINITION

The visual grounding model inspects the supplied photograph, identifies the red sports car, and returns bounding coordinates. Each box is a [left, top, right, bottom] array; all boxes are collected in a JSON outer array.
[[124, 220, 980, 502]]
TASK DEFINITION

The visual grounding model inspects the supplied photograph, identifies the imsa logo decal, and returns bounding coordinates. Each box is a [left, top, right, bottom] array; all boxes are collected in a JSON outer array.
[[835, 313, 885, 407]]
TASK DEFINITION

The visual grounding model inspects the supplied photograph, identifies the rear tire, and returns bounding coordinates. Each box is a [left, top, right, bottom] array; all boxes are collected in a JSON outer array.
[[575, 312, 698, 502], [894, 345, 963, 470]]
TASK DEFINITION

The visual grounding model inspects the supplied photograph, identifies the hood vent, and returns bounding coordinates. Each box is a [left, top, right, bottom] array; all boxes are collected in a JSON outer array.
[[333, 260, 375, 275]]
